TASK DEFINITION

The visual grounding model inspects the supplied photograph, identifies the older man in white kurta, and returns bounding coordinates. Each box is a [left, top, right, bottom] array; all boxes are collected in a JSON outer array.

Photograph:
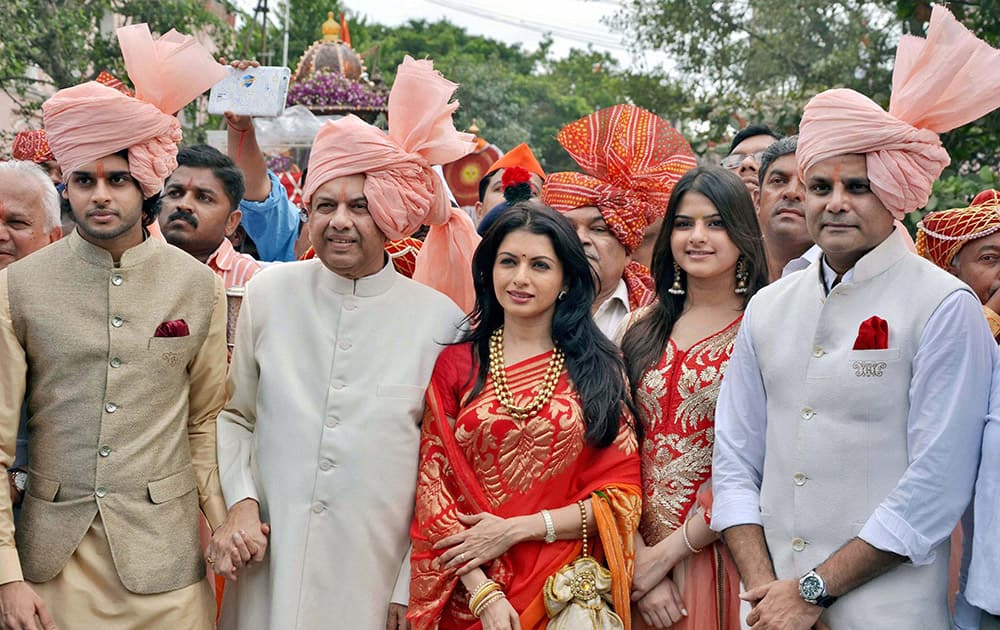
[[216, 55, 477, 630], [217, 255, 462, 629]]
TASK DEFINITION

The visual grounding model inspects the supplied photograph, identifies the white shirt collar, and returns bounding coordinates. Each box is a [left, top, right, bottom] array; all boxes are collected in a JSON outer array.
[[781, 244, 821, 278]]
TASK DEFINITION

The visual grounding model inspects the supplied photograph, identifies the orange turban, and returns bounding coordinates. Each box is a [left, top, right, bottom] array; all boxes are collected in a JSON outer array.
[[798, 6, 1000, 219], [542, 105, 696, 252], [485, 143, 545, 179], [917, 198, 1000, 269], [11, 130, 54, 164], [302, 56, 479, 312], [42, 24, 226, 198]]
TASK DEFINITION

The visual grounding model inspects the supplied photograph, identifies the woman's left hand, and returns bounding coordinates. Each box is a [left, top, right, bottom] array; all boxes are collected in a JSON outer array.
[[632, 535, 682, 600], [435, 512, 521, 575]]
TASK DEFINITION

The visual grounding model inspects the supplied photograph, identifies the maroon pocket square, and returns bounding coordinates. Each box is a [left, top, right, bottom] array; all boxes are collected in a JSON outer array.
[[155, 319, 190, 338], [853, 316, 889, 350]]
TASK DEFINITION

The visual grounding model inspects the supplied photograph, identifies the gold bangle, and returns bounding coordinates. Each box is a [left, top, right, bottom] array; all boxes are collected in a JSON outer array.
[[682, 518, 702, 554], [577, 499, 588, 557], [468, 580, 501, 613], [472, 590, 506, 617]]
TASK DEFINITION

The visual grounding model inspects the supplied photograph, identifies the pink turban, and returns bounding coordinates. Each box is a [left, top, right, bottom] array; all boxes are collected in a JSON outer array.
[[798, 6, 1000, 219], [303, 56, 479, 312], [42, 24, 226, 198]]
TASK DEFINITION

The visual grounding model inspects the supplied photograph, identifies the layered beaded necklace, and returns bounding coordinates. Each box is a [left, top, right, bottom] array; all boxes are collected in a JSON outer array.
[[488, 327, 565, 421]]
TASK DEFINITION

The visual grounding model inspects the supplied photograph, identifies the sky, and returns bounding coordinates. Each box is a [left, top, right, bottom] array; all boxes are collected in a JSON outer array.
[[239, 0, 667, 70]]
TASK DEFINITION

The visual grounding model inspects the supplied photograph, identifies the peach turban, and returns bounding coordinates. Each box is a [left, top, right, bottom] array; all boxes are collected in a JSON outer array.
[[542, 104, 696, 252], [302, 56, 479, 312], [917, 196, 1000, 269], [798, 6, 1000, 219], [42, 24, 226, 198]]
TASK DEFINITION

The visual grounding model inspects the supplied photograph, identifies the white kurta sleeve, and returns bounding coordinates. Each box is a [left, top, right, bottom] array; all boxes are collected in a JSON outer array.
[[217, 280, 261, 508], [390, 545, 411, 605], [711, 304, 768, 532], [858, 290, 993, 565]]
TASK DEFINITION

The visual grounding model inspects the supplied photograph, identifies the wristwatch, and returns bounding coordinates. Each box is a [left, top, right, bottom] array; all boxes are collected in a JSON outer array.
[[10, 470, 27, 493], [799, 570, 838, 608]]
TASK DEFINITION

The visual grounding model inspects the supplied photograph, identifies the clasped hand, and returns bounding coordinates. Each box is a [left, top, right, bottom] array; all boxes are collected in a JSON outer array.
[[205, 498, 270, 580], [434, 512, 519, 575], [741, 579, 826, 630]]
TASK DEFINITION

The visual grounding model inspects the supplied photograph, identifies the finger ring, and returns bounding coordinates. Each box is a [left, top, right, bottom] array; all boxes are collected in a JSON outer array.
[[206, 557, 215, 564], [458, 553, 466, 563]]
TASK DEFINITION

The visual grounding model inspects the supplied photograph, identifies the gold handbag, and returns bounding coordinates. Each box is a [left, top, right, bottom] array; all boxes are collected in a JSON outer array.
[[542, 501, 624, 630]]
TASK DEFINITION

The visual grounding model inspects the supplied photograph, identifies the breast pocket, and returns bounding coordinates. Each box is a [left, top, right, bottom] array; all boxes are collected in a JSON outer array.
[[843, 347, 903, 415], [147, 336, 198, 369]]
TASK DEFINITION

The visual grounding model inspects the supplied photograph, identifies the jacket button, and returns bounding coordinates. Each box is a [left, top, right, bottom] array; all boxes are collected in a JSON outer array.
[[792, 537, 806, 552], [111, 316, 124, 328], [110, 357, 122, 368], [800, 407, 814, 420], [111, 274, 123, 286], [793, 472, 807, 486], [95, 487, 108, 498], [812, 346, 824, 358], [312, 501, 326, 513], [105, 402, 118, 413], [99, 445, 112, 457]]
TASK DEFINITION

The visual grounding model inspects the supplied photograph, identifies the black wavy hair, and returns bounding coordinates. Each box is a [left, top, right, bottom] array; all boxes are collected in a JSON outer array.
[[461, 200, 638, 448], [622, 166, 768, 399]]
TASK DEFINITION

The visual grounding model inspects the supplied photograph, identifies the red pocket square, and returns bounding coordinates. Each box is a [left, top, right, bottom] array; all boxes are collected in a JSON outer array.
[[853, 316, 889, 350], [155, 319, 189, 338]]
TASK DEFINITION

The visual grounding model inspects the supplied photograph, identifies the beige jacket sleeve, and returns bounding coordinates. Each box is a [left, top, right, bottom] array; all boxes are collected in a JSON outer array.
[[217, 278, 260, 509], [985, 305, 1000, 341], [187, 278, 229, 530], [0, 271, 26, 584]]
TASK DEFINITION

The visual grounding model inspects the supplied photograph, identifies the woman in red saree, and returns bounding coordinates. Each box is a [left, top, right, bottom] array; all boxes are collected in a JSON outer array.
[[620, 167, 768, 629], [409, 202, 642, 630]]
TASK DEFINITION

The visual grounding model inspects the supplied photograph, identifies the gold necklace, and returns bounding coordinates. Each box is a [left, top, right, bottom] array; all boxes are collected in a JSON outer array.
[[488, 327, 565, 421]]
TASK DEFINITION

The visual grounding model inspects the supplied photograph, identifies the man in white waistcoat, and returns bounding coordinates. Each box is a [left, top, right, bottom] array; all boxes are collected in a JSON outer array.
[[711, 7, 1000, 629], [215, 56, 478, 630]]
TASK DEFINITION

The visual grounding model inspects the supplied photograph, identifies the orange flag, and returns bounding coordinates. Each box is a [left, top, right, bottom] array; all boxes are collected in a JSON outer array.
[[340, 13, 351, 47]]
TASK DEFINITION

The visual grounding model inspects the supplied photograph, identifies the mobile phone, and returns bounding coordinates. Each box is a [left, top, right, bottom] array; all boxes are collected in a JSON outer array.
[[208, 66, 291, 117]]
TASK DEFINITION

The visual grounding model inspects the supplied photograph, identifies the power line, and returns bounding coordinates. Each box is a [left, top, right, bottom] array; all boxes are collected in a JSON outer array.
[[425, 0, 630, 51]]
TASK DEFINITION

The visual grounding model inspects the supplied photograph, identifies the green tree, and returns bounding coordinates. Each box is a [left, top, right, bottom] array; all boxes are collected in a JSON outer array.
[[0, 0, 236, 118], [611, 0, 1000, 175]]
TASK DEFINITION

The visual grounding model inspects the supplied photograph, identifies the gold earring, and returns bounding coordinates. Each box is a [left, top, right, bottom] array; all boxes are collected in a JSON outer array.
[[668, 262, 685, 295], [735, 257, 748, 295]]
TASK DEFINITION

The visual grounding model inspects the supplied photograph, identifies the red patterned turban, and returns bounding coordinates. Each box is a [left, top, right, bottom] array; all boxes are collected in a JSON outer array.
[[917, 195, 1000, 269], [11, 130, 55, 164], [542, 104, 696, 253]]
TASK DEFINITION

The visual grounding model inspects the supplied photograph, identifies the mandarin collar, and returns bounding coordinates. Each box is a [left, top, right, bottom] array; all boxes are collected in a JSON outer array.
[[807, 226, 910, 292], [67, 228, 159, 268], [318, 256, 398, 297]]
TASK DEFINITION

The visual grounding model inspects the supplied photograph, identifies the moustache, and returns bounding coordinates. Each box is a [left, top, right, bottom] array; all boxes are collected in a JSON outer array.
[[166, 210, 198, 229]]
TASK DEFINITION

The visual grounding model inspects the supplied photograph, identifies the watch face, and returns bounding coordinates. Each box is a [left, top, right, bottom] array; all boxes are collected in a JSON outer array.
[[800, 575, 824, 601]]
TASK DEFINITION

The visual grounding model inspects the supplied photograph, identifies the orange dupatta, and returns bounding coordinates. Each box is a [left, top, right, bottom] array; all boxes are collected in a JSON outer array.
[[409, 344, 642, 630]]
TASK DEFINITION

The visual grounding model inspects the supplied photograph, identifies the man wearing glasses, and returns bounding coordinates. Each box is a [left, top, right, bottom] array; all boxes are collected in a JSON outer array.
[[721, 124, 781, 197]]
